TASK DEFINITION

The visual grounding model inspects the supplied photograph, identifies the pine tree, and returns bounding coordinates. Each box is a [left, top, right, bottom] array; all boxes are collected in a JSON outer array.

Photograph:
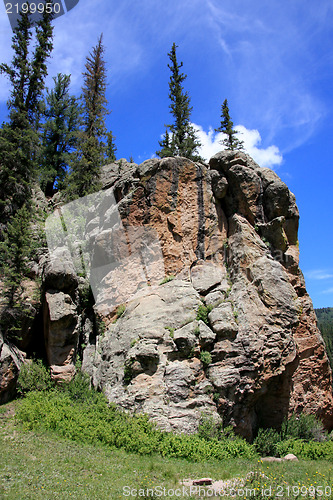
[[39, 73, 80, 195], [0, 9, 53, 220], [156, 43, 202, 161], [215, 99, 244, 151], [106, 131, 117, 163], [0, 203, 33, 341], [68, 34, 112, 198]]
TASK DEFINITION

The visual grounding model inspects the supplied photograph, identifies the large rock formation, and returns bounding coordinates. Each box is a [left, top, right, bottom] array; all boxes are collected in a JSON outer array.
[[78, 151, 332, 439], [1, 151, 332, 441]]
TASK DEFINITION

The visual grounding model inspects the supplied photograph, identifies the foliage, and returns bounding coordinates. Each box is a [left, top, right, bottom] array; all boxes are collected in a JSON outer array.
[[0, 204, 37, 341], [66, 34, 114, 199], [17, 359, 53, 395], [116, 304, 126, 318], [106, 130, 117, 162], [196, 304, 213, 325], [156, 43, 202, 161], [59, 368, 101, 405], [197, 414, 223, 441], [200, 350, 212, 366], [215, 99, 244, 151], [159, 274, 175, 285], [316, 307, 333, 371], [0, 9, 54, 219], [281, 413, 327, 442], [17, 390, 256, 461], [276, 438, 333, 460], [254, 427, 282, 457], [39, 73, 81, 195]]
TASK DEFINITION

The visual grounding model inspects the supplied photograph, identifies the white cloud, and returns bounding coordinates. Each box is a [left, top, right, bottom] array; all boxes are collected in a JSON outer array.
[[305, 270, 333, 281], [322, 288, 333, 295], [193, 123, 283, 168]]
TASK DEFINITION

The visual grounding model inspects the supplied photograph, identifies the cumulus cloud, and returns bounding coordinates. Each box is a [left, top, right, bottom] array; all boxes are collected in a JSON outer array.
[[193, 123, 283, 168]]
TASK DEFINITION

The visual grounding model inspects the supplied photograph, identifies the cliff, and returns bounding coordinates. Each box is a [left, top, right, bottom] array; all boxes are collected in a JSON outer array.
[[1, 150, 332, 439]]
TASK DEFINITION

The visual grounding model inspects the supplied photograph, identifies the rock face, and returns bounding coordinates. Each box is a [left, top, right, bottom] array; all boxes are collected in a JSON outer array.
[[2, 151, 332, 440], [78, 151, 333, 439]]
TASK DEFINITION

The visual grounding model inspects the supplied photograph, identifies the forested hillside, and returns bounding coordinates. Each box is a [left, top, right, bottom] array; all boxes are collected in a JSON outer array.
[[316, 308, 333, 371]]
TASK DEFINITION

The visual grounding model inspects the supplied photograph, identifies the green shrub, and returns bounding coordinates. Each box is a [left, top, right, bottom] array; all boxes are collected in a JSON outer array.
[[196, 304, 213, 325], [200, 351, 212, 366], [17, 359, 53, 395], [60, 368, 101, 404], [159, 275, 175, 285], [116, 304, 126, 318], [254, 428, 282, 457], [17, 390, 256, 461], [197, 414, 223, 441], [276, 438, 333, 460], [282, 413, 327, 442]]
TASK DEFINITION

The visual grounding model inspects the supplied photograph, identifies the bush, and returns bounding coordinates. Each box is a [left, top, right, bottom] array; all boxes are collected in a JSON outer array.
[[59, 368, 101, 405], [200, 351, 212, 366], [17, 359, 53, 395], [276, 438, 333, 460], [282, 413, 327, 442], [196, 304, 213, 325], [254, 428, 282, 457], [197, 414, 223, 441], [17, 390, 256, 461]]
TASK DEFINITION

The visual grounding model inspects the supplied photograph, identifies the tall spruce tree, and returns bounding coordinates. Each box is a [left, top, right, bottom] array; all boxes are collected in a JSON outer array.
[[40, 73, 80, 196], [156, 43, 202, 161], [0, 8, 54, 220], [215, 99, 244, 151], [68, 34, 114, 198], [0, 204, 34, 341]]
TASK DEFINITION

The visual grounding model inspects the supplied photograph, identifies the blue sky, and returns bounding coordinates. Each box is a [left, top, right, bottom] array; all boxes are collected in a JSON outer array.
[[0, 0, 332, 308]]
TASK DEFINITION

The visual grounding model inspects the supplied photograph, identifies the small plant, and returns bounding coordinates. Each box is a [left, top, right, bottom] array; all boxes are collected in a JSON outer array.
[[116, 304, 126, 318], [130, 338, 138, 348], [159, 274, 175, 285], [200, 350, 212, 366], [233, 309, 238, 320], [97, 317, 106, 335], [164, 326, 175, 338], [194, 325, 200, 335], [213, 392, 220, 403], [196, 304, 213, 325], [123, 360, 134, 385], [17, 359, 53, 395]]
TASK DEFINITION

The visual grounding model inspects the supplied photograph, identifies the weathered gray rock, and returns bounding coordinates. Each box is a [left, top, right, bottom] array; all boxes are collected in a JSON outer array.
[[44, 291, 79, 381], [208, 302, 238, 339], [173, 322, 199, 357], [43, 247, 78, 291], [190, 261, 225, 294], [0, 335, 25, 403]]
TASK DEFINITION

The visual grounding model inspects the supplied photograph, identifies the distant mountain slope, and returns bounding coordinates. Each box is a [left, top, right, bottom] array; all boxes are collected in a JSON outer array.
[[316, 307, 333, 370]]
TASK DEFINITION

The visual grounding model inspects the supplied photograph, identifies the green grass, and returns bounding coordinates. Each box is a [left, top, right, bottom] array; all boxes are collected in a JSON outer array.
[[1, 402, 333, 499]]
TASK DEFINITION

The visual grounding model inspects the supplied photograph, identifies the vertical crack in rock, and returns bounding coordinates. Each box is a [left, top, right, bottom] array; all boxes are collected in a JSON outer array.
[[196, 164, 205, 260], [169, 161, 180, 211]]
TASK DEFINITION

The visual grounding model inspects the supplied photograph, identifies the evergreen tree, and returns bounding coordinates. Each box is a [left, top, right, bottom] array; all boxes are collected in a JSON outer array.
[[106, 130, 117, 163], [0, 203, 34, 341], [0, 9, 53, 219], [39, 73, 80, 195], [68, 34, 113, 198], [215, 99, 244, 151], [156, 43, 202, 161]]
